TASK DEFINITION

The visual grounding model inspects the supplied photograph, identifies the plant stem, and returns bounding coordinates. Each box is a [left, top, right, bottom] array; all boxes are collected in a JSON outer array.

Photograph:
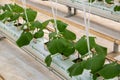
[[77, 52, 80, 59]]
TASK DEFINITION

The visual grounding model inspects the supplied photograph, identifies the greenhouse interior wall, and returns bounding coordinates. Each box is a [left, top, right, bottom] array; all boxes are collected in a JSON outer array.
[[0, 0, 120, 80]]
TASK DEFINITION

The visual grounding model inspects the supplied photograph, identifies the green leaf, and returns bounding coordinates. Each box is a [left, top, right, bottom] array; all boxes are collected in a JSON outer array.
[[4, 4, 13, 11], [62, 42, 75, 57], [49, 32, 57, 40], [68, 54, 106, 77], [1, 5, 6, 11], [57, 38, 69, 53], [45, 55, 52, 67], [41, 20, 50, 29], [46, 19, 68, 32], [56, 20, 67, 32], [47, 39, 59, 55], [12, 4, 24, 13], [16, 32, 33, 47], [89, 0, 95, 3], [47, 38, 67, 55], [30, 21, 42, 30], [114, 5, 120, 11], [67, 61, 85, 76], [22, 8, 37, 22], [34, 30, 44, 38], [10, 13, 20, 21], [75, 36, 96, 55], [98, 63, 120, 79], [105, 0, 113, 4], [1, 4, 13, 11], [62, 30, 76, 40], [89, 36, 96, 49], [75, 36, 88, 55], [31, 21, 42, 29], [84, 54, 105, 73], [93, 74, 99, 80], [0, 11, 13, 20], [63, 46, 75, 57], [95, 44, 107, 55], [0, 14, 5, 20], [2, 11, 13, 18]]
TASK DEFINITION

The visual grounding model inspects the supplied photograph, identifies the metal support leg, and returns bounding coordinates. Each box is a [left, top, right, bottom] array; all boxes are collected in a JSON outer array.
[[73, 8, 77, 15], [65, 6, 72, 17], [113, 42, 119, 53], [65, 6, 77, 17], [108, 41, 120, 58], [0, 36, 6, 41]]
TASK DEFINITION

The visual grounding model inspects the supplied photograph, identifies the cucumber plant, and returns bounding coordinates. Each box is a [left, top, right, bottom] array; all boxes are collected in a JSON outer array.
[[0, 2, 120, 80], [43, 19, 76, 66], [0, 4, 24, 23], [16, 8, 44, 47], [43, 19, 120, 79], [0, 3, 45, 47]]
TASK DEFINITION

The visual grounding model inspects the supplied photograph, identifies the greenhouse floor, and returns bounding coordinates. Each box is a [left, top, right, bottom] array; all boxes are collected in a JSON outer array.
[[0, 37, 61, 80]]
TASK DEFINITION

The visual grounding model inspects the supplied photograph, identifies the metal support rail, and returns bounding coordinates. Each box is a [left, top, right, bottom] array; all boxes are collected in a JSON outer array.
[[65, 6, 77, 17], [52, 0, 120, 22]]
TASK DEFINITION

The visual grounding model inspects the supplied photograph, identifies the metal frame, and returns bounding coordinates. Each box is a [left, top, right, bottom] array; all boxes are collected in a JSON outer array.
[[52, 0, 120, 22], [65, 6, 77, 17]]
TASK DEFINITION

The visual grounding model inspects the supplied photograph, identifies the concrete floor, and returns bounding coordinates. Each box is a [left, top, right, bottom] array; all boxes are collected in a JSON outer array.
[[0, 38, 61, 80], [0, 1, 58, 80]]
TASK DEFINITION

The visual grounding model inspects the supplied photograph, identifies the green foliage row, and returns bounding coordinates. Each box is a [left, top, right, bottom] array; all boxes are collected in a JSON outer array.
[[0, 3, 120, 80], [0, 3, 44, 47], [43, 20, 120, 79], [89, 0, 120, 11]]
